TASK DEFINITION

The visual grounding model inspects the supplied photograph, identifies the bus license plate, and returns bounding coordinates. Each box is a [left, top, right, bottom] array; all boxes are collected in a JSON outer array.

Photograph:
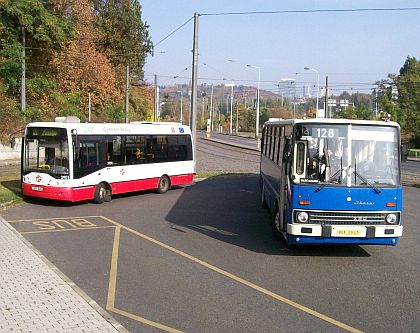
[[331, 227, 365, 237], [31, 186, 44, 192]]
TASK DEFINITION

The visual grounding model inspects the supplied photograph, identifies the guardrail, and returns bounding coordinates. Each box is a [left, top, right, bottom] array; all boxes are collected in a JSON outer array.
[[408, 149, 420, 157]]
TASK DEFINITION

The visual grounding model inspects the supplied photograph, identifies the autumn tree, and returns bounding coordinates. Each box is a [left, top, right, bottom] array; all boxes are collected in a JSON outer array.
[[51, 0, 121, 120]]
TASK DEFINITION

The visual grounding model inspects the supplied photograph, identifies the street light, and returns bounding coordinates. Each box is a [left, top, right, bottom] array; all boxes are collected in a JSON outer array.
[[177, 90, 183, 124], [304, 67, 320, 114], [225, 81, 235, 135], [246, 64, 261, 148]]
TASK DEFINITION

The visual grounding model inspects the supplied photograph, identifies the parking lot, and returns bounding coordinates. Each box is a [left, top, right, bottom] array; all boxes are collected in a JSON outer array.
[[3, 173, 419, 333]]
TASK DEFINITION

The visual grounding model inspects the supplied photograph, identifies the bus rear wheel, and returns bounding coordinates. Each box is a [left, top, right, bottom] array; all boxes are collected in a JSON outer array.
[[94, 183, 110, 204], [157, 175, 170, 194]]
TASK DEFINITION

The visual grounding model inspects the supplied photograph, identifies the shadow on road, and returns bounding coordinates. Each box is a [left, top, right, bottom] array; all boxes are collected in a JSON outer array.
[[165, 174, 370, 257]]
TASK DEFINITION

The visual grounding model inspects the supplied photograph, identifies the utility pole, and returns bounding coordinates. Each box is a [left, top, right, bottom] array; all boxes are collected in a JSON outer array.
[[125, 63, 129, 123], [21, 27, 26, 122], [235, 101, 239, 135], [190, 13, 199, 165], [202, 95, 205, 125], [178, 90, 183, 124], [210, 84, 214, 131], [325, 76, 328, 118], [88, 91, 91, 122], [154, 74, 159, 122]]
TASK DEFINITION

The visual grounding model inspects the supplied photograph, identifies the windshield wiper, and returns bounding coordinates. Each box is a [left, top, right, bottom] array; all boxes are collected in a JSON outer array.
[[315, 155, 343, 193], [314, 169, 341, 192], [353, 169, 381, 194]]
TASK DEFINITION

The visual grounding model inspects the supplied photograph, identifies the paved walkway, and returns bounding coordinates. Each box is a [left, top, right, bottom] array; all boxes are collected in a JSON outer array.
[[0, 217, 127, 333]]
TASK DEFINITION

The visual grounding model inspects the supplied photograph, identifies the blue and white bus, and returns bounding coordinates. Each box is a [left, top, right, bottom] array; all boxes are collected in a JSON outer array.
[[260, 118, 403, 246]]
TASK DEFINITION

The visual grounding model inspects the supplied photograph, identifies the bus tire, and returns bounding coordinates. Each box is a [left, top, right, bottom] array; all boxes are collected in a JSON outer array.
[[271, 205, 283, 240], [260, 182, 268, 209], [157, 175, 170, 194], [94, 183, 108, 204]]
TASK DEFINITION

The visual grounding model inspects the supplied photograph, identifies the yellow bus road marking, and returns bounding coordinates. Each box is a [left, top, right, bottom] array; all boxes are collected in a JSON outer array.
[[109, 307, 185, 333], [101, 216, 363, 333], [21, 225, 116, 235], [7, 216, 115, 234], [107, 226, 121, 310], [106, 226, 184, 333], [7, 215, 104, 223]]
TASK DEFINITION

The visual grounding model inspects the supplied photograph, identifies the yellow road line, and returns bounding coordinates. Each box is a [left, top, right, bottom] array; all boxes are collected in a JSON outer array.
[[109, 307, 185, 333], [101, 216, 363, 333], [21, 225, 116, 234], [107, 226, 121, 310], [106, 225, 184, 333], [6, 215, 104, 223]]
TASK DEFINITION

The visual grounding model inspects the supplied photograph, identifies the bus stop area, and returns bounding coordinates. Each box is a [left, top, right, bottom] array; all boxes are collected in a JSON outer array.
[[0, 216, 127, 332]]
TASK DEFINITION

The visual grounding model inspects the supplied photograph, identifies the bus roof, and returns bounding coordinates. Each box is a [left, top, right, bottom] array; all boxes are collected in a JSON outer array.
[[263, 118, 400, 128], [26, 120, 192, 135]]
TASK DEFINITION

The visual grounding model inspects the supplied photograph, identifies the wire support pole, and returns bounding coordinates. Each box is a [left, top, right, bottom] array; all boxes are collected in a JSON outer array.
[[190, 13, 199, 168]]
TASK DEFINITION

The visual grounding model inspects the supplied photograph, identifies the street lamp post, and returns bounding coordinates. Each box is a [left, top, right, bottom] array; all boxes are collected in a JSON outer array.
[[304, 67, 320, 115], [177, 90, 183, 124], [247, 64, 261, 148], [225, 81, 234, 135]]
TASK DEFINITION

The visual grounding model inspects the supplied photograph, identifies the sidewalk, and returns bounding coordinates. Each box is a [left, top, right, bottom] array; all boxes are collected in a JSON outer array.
[[0, 217, 128, 333]]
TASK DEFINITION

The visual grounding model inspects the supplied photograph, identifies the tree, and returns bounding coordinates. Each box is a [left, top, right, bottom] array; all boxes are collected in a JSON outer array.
[[396, 56, 420, 146], [51, 0, 122, 120], [0, 0, 72, 95], [94, 0, 152, 80]]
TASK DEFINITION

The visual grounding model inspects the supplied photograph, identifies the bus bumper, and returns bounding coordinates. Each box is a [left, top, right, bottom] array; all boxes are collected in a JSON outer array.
[[286, 224, 403, 246], [22, 183, 94, 202]]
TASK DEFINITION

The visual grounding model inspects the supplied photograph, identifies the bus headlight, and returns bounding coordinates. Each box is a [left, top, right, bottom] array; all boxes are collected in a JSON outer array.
[[296, 211, 309, 223], [386, 213, 398, 224]]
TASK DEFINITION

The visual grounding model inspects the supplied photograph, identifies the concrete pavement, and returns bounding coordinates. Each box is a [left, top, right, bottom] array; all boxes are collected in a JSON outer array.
[[0, 216, 128, 333]]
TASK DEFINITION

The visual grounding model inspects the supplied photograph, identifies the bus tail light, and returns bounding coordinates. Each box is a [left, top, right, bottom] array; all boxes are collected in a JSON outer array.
[[386, 202, 396, 207]]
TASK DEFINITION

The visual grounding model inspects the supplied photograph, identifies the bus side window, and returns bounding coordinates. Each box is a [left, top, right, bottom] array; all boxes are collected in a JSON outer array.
[[291, 141, 307, 182]]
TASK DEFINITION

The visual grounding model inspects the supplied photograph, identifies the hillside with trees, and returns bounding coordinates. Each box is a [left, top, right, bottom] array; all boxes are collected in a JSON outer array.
[[0, 0, 152, 140], [0, 2, 418, 147]]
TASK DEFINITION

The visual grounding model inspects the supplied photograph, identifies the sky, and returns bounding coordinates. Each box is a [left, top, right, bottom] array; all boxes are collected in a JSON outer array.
[[140, 0, 420, 97]]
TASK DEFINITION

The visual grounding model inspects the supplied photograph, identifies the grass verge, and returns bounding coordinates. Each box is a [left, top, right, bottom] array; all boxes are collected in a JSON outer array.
[[0, 174, 23, 209]]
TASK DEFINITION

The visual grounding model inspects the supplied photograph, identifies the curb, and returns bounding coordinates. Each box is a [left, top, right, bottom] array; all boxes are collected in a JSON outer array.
[[201, 137, 259, 152], [0, 216, 130, 333]]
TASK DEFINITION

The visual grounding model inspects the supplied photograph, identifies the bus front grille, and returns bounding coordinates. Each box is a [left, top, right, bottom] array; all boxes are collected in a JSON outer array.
[[309, 212, 386, 225]]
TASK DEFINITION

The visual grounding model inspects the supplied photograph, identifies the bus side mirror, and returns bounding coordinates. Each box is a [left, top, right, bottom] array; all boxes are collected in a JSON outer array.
[[283, 141, 292, 162]]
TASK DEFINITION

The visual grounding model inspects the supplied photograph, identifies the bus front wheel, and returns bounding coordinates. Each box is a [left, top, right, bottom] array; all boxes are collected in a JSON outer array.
[[94, 183, 110, 204], [157, 175, 170, 194], [272, 205, 283, 240]]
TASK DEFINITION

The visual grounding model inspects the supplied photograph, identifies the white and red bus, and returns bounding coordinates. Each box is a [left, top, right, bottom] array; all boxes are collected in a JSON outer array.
[[21, 117, 194, 203]]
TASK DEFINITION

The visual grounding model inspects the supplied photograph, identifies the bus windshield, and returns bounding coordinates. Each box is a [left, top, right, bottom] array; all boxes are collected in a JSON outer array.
[[24, 127, 70, 178], [292, 124, 400, 187]]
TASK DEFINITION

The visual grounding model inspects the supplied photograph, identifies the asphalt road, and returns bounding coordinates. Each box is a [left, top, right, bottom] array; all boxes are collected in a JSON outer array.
[[1, 136, 420, 333]]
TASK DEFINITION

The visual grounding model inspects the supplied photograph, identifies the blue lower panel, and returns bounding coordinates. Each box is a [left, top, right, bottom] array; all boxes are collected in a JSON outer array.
[[287, 234, 399, 246]]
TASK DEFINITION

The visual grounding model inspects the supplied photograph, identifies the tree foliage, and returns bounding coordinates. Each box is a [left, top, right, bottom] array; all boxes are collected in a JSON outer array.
[[378, 56, 420, 146], [0, 0, 153, 141], [94, 0, 152, 79]]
